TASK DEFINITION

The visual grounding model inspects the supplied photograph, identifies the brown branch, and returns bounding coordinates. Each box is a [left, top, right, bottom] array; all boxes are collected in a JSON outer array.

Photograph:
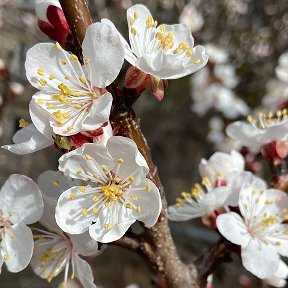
[[112, 236, 140, 252], [195, 238, 239, 286], [59, 0, 92, 53]]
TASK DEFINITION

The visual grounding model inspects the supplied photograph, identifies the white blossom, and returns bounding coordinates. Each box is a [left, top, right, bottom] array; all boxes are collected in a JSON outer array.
[[31, 198, 100, 288], [217, 176, 288, 279], [179, 3, 204, 33], [55, 136, 162, 243], [0, 175, 43, 274], [214, 63, 239, 89], [226, 109, 288, 150], [168, 150, 249, 221], [25, 22, 124, 136], [104, 4, 208, 80], [191, 83, 249, 119]]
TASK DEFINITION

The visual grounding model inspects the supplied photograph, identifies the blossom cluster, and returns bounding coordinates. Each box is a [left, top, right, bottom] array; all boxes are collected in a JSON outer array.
[[191, 44, 250, 119], [2, 1, 288, 287], [0, 1, 209, 287]]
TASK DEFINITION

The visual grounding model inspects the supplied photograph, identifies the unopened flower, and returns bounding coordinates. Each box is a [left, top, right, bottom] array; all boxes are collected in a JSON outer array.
[[55, 136, 162, 243], [168, 151, 249, 221], [25, 22, 124, 136], [226, 109, 288, 150], [276, 52, 288, 84], [216, 176, 288, 279], [31, 197, 100, 288], [104, 4, 208, 100], [263, 260, 288, 287], [35, 0, 70, 45], [179, 3, 204, 33], [0, 175, 43, 274]]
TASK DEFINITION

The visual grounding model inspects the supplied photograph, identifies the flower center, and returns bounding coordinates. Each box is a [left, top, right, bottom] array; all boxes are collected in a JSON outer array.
[[247, 109, 288, 129], [0, 210, 12, 237], [34, 43, 106, 133], [101, 184, 124, 201], [72, 156, 152, 231]]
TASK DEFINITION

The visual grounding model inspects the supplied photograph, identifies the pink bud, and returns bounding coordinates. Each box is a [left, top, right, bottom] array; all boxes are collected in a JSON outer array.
[[36, 0, 70, 45], [150, 76, 168, 101], [124, 66, 149, 89], [261, 140, 288, 166]]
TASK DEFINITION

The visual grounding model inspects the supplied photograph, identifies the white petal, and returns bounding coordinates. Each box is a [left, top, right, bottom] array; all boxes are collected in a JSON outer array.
[[101, 18, 136, 66], [93, 122, 113, 145], [202, 186, 232, 209], [106, 136, 149, 183], [25, 43, 84, 93], [29, 98, 53, 138], [127, 4, 153, 57], [258, 121, 288, 144], [38, 170, 78, 202], [264, 260, 288, 288], [226, 121, 262, 149], [224, 171, 254, 206], [89, 202, 135, 243], [40, 197, 63, 235], [73, 254, 96, 288], [56, 186, 96, 234], [137, 44, 208, 79], [58, 143, 114, 181], [0, 256, 3, 274], [127, 178, 161, 227], [216, 212, 250, 246], [2, 124, 52, 155], [70, 232, 100, 257], [239, 174, 267, 219], [199, 150, 244, 182], [2, 223, 33, 273], [241, 238, 280, 278], [168, 202, 207, 221], [82, 23, 124, 88], [0, 175, 43, 225]]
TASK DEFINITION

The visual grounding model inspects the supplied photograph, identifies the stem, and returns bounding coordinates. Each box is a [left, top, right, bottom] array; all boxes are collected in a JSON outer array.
[[195, 238, 239, 286]]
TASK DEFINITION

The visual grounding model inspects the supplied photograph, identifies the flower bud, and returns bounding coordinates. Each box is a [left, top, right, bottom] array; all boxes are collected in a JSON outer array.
[[150, 76, 168, 101], [35, 0, 70, 46], [124, 66, 149, 89], [261, 140, 288, 166]]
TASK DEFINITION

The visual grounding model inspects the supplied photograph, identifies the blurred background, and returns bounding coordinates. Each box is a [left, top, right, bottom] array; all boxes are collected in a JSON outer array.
[[0, 0, 288, 287]]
